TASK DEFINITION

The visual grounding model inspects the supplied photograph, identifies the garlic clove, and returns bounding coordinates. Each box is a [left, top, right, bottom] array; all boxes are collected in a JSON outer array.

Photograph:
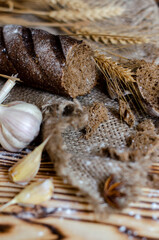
[[2, 125, 29, 149], [1, 109, 40, 142], [9, 137, 50, 185], [0, 179, 54, 211], [0, 101, 42, 152], [0, 76, 43, 152], [0, 127, 18, 152], [16, 179, 54, 204], [7, 102, 42, 122]]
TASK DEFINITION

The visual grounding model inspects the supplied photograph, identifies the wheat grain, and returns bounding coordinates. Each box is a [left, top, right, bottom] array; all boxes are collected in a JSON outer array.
[[49, 6, 124, 22], [46, 0, 89, 10]]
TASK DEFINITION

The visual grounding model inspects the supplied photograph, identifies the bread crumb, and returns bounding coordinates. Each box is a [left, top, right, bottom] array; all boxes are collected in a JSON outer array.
[[136, 61, 159, 117], [119, 99, 135, 127], [85, 102, 108, 139]]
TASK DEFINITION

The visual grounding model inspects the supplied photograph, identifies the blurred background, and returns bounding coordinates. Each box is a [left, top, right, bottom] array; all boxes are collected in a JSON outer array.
[[0, 0, 159, 63]]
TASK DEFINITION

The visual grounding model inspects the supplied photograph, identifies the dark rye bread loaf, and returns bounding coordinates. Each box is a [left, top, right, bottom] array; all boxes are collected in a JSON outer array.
[[0, 28, 16, 75], [0, 25, 97, 98]]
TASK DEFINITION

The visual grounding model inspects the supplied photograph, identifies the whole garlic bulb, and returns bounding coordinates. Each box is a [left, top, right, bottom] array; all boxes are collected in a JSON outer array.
[[0, 101, 42, 152]]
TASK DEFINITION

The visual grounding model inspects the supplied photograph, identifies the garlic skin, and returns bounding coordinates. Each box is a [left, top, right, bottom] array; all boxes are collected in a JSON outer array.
[[0, 101, 42, 152], [15, 179, 54, 205], [9, 136, 50, 185], [0, 179, 54, 211]]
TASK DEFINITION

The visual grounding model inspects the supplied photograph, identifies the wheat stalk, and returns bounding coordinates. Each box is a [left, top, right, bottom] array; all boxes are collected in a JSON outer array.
[[0, 4, 124, 22], [46, 0, 89, 10], [0, 14, 86, 27], [48, 6, 124, 22]]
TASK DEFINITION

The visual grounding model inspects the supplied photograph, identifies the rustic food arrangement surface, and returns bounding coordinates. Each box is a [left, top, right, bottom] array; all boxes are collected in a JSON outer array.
[[1, 147, 159, 240], [0, 0, 159, 239]]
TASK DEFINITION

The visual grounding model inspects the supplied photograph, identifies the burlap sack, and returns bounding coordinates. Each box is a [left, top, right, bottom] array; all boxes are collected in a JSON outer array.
[[1, 0, 159, 214]]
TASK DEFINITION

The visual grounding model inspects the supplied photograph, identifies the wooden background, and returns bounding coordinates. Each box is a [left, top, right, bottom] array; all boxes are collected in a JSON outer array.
[[0, 146, 159, 240]]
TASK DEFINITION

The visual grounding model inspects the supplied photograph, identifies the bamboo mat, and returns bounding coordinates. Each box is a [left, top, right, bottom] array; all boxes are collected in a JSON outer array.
[[0, 146, 159, 240]]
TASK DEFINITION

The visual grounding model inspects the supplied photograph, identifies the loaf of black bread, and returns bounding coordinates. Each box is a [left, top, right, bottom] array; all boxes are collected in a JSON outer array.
[[0, 25, 96, 97]]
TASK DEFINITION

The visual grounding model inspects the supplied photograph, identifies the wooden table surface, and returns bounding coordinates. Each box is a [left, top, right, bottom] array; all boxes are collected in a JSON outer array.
[[0, 146, 159, 240]]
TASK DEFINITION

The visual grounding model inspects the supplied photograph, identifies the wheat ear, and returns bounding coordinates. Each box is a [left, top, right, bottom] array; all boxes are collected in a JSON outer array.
[[94, 52, 135, 84], [94, 52, 133, 100], [49, 6, 124, 22], [94, 52, 145, 112], [0, 5, 123, 23], [73, 28, 149, 45]]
